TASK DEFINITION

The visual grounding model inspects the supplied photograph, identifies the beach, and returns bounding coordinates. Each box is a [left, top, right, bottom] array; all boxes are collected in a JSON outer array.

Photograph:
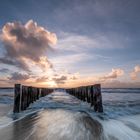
[[0, 1, 140, 139], [0, 88, 140, 140]]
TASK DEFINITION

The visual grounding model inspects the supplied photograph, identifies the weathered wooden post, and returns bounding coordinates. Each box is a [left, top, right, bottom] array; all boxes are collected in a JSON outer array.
[[90, 86, 94, 107], [79, 88, 82, 100], [37, 88, 39, 99], [87, 87, 90, 103], [21, 86, 25, 111], [80, 88, 82, 100], [13, 84, 22, 113], [92, 84, 103, 112], [83, 88, 86, 101]]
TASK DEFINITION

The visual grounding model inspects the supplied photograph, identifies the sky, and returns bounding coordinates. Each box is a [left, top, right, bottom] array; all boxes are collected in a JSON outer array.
[[0, 0, 140, 88]]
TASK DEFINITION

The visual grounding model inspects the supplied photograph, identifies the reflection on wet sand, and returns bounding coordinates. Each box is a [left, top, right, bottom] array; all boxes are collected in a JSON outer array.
[[0, 113, 37, 140], [0, 109, 103, 140]]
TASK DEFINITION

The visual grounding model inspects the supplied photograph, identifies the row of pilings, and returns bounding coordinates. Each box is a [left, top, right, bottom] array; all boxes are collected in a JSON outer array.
[[13, 84, 53, 113], [66, 84, 103, 112]]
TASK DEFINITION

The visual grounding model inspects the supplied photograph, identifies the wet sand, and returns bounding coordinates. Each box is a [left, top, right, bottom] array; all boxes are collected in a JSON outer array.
[[0, 109, 103, 140], [0, 90, 140, 140]]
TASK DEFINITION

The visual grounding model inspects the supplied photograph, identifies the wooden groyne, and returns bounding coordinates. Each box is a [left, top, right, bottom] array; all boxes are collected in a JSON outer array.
[[13, 84, 53, 113], [13, 84, 103, 113], [66, 84, 103, 112]]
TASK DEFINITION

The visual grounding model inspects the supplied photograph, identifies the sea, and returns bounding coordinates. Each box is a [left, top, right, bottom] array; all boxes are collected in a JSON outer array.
[[0, 88, 140, 140]]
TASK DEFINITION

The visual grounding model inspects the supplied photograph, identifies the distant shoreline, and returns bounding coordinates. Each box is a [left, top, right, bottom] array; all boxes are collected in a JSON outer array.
[[0, 87, 14, 89]]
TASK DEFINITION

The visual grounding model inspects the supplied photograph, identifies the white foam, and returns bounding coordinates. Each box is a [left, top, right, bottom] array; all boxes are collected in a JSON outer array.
[[100, 114, 140, 140], [0, 90, 140, 140], [28, 91, 91, 112]]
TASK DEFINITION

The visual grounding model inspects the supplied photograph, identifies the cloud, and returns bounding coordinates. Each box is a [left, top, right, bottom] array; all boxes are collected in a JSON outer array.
[[70, 75, 77, 80], [8, 72, 30, 81], [32, 70, 80, 86], [0, 68, 9, 73], [102, 80, 140, 88], [100, 68, 124, 81], [33, 73, 78, 85], [50, 53, 92, 68], [0, 57, 30, 71], [57, 32, 125, 54], [52, 75, 67, 84], [130, 65, 140, 80], [36, 76, 48, 83], [0, 20, 57, 72], [51, 72, 79, 85]]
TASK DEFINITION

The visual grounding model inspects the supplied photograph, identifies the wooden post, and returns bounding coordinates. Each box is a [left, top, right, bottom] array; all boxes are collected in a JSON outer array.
[[96, 84, 103, 112], [13, 84, 22, 113], [90, 86, 94, 107], [83, 88, 86, 101], [87, 87, 90, 103], [91, 84, 103, 112]]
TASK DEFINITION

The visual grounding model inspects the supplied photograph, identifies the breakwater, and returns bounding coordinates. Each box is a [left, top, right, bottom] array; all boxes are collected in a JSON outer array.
[[13, 84, 103, 113], [66, 84, 103, 112], [13, 84, 53, 113]]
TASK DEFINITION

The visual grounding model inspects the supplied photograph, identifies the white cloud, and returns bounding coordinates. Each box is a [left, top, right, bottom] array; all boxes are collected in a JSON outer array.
[[0, 20, 57, 72], [100, 68, 124, 81], [130, 65, 140, 80]]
